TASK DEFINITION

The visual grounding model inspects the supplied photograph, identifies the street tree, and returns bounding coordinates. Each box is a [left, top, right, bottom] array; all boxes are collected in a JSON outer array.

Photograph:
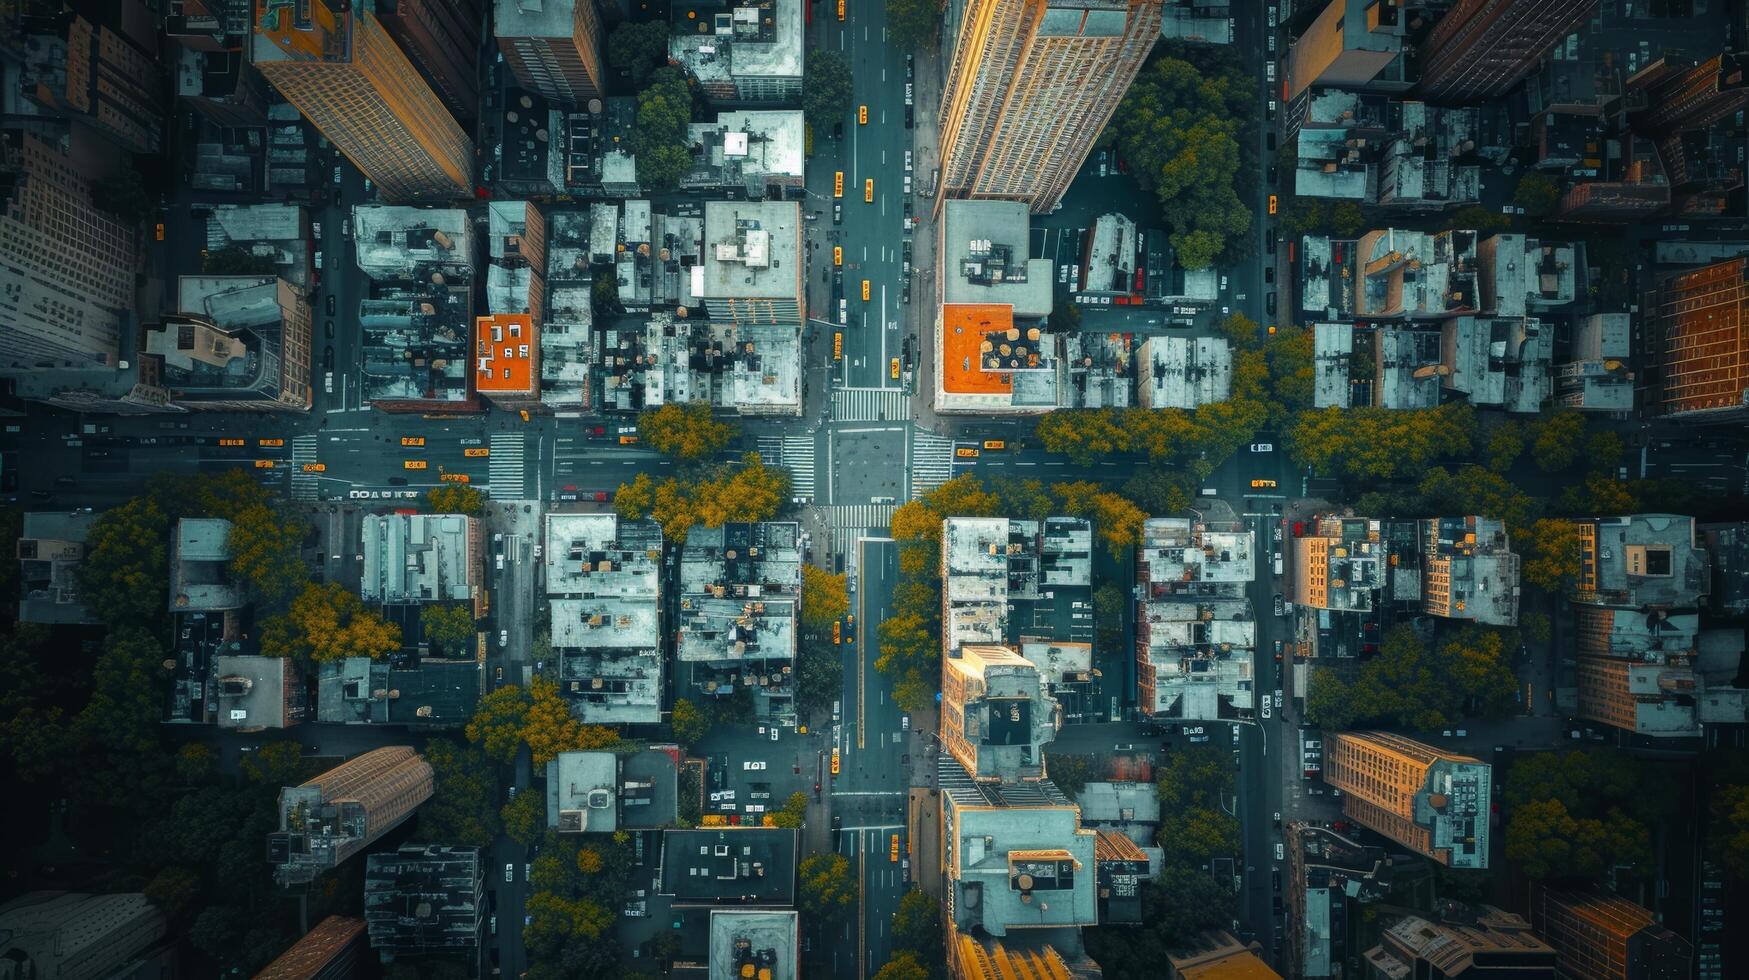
[[605, 21, 669, 88], [1518, 517, 1582, 593], [225, 504, 308, 607], [1530, 410, 1586, 472], [1709, 784, 1749, 879], [886, 0, 942, 48], [420, 604, 476, 653], [77, 627, 168, 757], [803, 50, 854, 127], [415, 738, 501, 848], [1484, 421, 1525, 473], [1513, 172, 1562, 217], [259, 581, 402, 665], [502, 789, 545, 847], [637, 402, 736, 461], [873, 952, 933, 980], [890, 889, 944, 965], [770, 791, 809, 828], [1559, 472, 1637, 516], [241, 741, 306, 786], [1051, 481, 1146, 558], [467, 684, 533, 765], [671, 697, 708, 745], [426, 483, 484, 515], [801, 564, 849, 631], [524, 676, 620, 768], [798, 853, 855, 920]]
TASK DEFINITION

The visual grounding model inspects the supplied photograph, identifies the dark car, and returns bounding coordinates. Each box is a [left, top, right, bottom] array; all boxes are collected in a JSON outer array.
[[1264, 267, 1275, 283], [1266, 132, 1276, 151], [906, 54, 914, 81], [324, 319, 335, 339], [1268, 165, 1278, 184], [904, 105, 914, 129], [831, 815, 842, 831], [1266, 292, 1277, 316], [322, 346, 334, 370], [325, 295, 336, 315], [1266, 236, 1276, 255]]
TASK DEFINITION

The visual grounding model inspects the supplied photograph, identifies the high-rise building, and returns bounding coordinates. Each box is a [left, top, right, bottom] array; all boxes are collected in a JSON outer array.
[[0, 130, 139, 372], [376, 0, 481, 125], [1419, 516, 1520, 627], [253, 0, 474, 203], [1644, 258, 1749, 422], [0, 892, 169, 980], [1572, 514, 1711, 611], [268, 746, 434, 885], [364, 845, 484, 952], [1285, 0, 1411, 107], [495, 0, 604, 105], [1323, 731, 1491, 869], [1529, 885, 1692, 980], [1415, 0, 1599, 104], [936, 0, 1163, 214], [14, 5, 168, 155], [1626, 54, 1749, 138], [1167, 931, 1282, 980], [1294, 517, 1385, 612], [253, 915, 368, 980]]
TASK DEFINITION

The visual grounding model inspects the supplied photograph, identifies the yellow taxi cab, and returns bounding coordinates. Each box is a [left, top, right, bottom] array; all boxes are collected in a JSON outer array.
[[834, 170, 844, 198], [401, 436, 425, 447], [833, 332, 843, 361], [154, 222, 165, 241], [302, 462, 326, 473], [982, 440, 1007, 451], [865, 178, 874, 203], [836, 0, 844, 20], [1250, 478, 1277, 489], [218, 438, 245, 447], [519, 409, 530, 422], [619, 434, 639, 445], [858, 105, 868, 125], [956, 447, 980, 459], [833, 246, 843, 267], [890, 357, 901, 380], [830, 748, 841, 775], [890, 834, 901, 862], [463, 447, 490, 458], [861, 279, 871, 302], [253, 459, 275, 469], [405, 460, 428, 470], [833, 621, 842, 644], [441, 473, 470, 483], [258, 438, 284, 447], [1268, 194, 1279, 215]]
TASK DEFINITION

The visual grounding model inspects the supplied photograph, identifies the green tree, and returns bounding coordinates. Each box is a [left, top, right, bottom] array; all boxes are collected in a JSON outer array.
[[1289, 404, 1476, 484], [1559, 472, 1638, 516], [801, 564, 850, 632], [1584, 431, 1626, 473], [803, 50, 854, 128], [1303, 667, 1356, 730], [1044, 753, 1096, 799], [1266, 329, 1316, 419], [1121, 468, 1192, 515], [242, 741, 307, 786], [77, 627, 167, 757], [1451, 204, 1512, 233], [1485, 421, 1525, 473], [1051, 481, 1146, 559], [770, 791, 809, 829], [259, 581, 402, 664], [420, 603, 477, 653], [615, 452, 790, 544], [887, 0, 942, 48], [874, 952, 933, 980], [1521, 609, 1551, 645], [415, 738, 501, 848], [799, 853, 855, 921], [637, 402, 736, 461], [592, 271, 621, 315], [90, 169, 153, 224], [891, 889, 944, 964], [1217, 311, 1262, 351], [426, 483, 485, 515], [144, 866, 203, 923], [1417, 465, 1537, 536], [1519, 517, 1581, 593], [502, 788, 545, 847], [203, 247, 278, 275], [1530, 410, 1586, 473], [605, 20, 669, 88], [175, 742, 217, 784], [1513, 172, 1562, 217], [671, 697, 708, 746], [78, 489, 176, 631], [467, 684, 533, 764], [1709, 784, 1749, 879], [1107, 58, 1254, 267], [523, 676, 621, 768], [630, 68, 695, 191], [224, 504, 308, 607], [1330, 200, 1366, 237]]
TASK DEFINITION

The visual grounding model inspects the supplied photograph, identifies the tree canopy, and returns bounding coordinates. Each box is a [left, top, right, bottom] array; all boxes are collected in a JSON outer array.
[[420, 604, 477, 653], [615, 452, 790, 543], [605, 20, 669, 88], [1304, 624, 1518, 731], [427, 483, 485, 515], [798, 853, 855, 920], [1501, 749, 1668, 884], [803, 50, 854, 127], [414, 738, 501, 848], [1288, 403, 1476, 484], [886, 0, 942, 48], [801, 564, 849, 632], [259, 581, 401, 665], [637, 402, 737, 461], [630, 68, 695, 190], [1104, 58, 1254, 268]]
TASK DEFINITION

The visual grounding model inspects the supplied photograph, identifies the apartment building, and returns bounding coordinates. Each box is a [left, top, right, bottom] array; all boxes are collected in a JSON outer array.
[[377, 0, 481, 124], [1135, 517, 1257, 719], [14, 5, 167, 154], [1529, 885, 1692, 980], [360, 513, 483, 606], [937, 0, 1163, 214], [364, 845, 483, 953], [692, 201, 804, 331], [547, 748, 679, 833], [941, 645, 1062, 783], [146, 275, 314, 412], [669, 0, 804, 105], [544, 514, 665, 725], [268, 746, 435, 885], [677, 522, 803, 725], [495, 0, 604, 105], [933, 200, 1060, 413], [253, 915, 368, 980], [1625, 53, 1749, 138], [474, 314, 540, 408], [1323, 731, 1491, 869], [1419, 516, 1520, 627], [1294, 518, 1385, 612], [1556, 313, 1635, 413], [1644, 257, 1749, 422], [15, 512, 100, 625], [1572, 514, 1712, 611], [254, 0, 474, 202], [1363, 907, 1555, 978], [1415, 0, 1600, 103], [1285, 0, 1411, 109]]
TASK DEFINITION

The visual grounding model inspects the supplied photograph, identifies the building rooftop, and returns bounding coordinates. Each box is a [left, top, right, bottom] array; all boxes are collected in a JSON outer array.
[[1576, 514, 1711, 610], [205, 204, 311, 289], [1556, 313, 1634, 413], [941, 517, 1095, 658], [685, 110, 805, 193], [253, 915, 366, 980], [544, 515, 665, 724], [1373, 327, 1441, 409], [213, 655, 304, 729], [1702, 523, 1749, 618], [1478, 234, 1577, 317], [1293, 517, 1385, 612], [677, 523, 802, 720], [1439, 316, 1552, 414], [1081, 213, 1137, 295], [601, 314, 801, 414], [316, 657, 481, 727], [545, 751, 619, 833], [941, 200, 1053, 318], [358, 279, 473, 406], [669, 0, 803, 88], [351, 207, 473, 282], [942, 644, 1061, 783], [363, 844, 483, 952], [707, 910, 799, 980], [1137, 337, 1233, 409], [361, 513, 478, 604], [171, 517, 242, 611], [1077, 781, 1162, 846], [1168, 931, 1282, 980], [474, 314, 537, 395], [659, 828, 798, 907], [1329, 732, 1491, 871], [15, 511, 99, 624], [1313, 323, 1354, 408], [1420, 517, 1521, 627], [0, 892, 168, 980], [1367, 907, 1553, 978], [1064, 331, 1134, 408], [692, 200, 800, 303], [1354, 229, 1479, 320], [1139, 518, 1256, 593]]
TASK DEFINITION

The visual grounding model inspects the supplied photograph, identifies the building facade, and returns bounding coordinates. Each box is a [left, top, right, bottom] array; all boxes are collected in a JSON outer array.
[[268, 746, 434, 885], [496, 0, 604, 105], [253, 0, 474, 203], [1644, 258, 1749, 422], [376, 0, 481, 125], [1416, 0, 1600, 103], [1529, 885, 1692, 980], [1323, 731, 1491, 869], [936, 0, 1164, 213]]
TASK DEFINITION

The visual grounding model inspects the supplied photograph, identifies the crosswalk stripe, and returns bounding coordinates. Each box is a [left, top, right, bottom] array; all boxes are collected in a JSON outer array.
[[825, 505, 898, 535], [488, 432, 526, 499], [756, 434, 818, 502], [911, 431, 955, 496], [832, 387, 910, 422], [289, 435, 319, 501]]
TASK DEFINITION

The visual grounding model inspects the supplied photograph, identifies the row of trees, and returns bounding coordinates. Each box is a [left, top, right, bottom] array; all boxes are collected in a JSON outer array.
[[1502, 750, 1666, 883], [1304, 624, 1520, 732], [636, 401, 738, 461], [873, 890, 947, 980], [522, 831, 637, 979], [465, 677, 626, 771], [614, 452, 790, 543]]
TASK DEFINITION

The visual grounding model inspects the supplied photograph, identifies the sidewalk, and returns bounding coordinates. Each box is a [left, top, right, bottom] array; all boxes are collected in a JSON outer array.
[[907, 27, 946, 436]]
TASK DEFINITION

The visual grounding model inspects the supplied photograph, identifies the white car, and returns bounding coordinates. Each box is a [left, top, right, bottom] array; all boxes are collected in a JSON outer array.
[[504, 863, 514, 882], [1261, 702, 1272, 720], [1251, 442, 1273, 452], [499, 629, 508, 647], [770, 727, 779, 742]]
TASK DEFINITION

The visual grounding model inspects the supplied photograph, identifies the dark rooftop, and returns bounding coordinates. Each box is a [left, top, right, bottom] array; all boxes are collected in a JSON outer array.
[[659, 828, 798, 907]]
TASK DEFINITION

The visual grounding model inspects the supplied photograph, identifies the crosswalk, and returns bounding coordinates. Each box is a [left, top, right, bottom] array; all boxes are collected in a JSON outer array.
[[825, 505, 898, 537], [910, 431, 956, 496], [757, 435, 819, 502], [488, 432, 527, 499], [832, 387, 911, 422], [289, 435, 319, 501]]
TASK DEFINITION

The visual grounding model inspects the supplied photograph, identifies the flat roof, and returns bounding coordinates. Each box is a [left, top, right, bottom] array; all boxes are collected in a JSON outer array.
[[941, 200, 1053, 318], [942, 304, 1017, 396], [475, 314, 536, 393], [660, 828, 798, 907], [708, 910, 798, 980]]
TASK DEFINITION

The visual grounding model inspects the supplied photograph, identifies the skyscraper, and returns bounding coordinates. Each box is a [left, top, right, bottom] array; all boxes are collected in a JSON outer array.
[[0, 130, 139, 371], [1626, 54, 1749, 138], [1323, 731, 1491, 869], [936, 0, 1163, 214], [1644, 257, 1749, 422], [1415, 0, 1599, 103], [1529, 885, 1693, 980], [253, 0, 474, 203], [268, 746, 434, 885], [494, 0, 605, 105], [376, 0, 482, 125]]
